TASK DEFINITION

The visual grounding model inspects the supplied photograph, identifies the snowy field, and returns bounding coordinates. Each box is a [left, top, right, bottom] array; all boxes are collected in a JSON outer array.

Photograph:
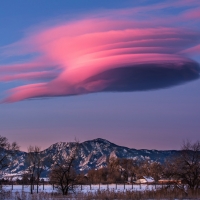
[[2, 184, 161, 193], [1, 185, 194, 200]]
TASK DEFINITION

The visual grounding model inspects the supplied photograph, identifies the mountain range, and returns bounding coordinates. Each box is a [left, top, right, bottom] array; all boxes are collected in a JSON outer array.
[[7, 138, 180, 177]]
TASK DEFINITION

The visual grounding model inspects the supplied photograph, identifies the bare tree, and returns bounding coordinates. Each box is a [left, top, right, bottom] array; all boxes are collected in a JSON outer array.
[[0, 135, 19, 172], [49, 141, 79, 195], [0, 135, 19, 194], [149, 162, 163, 182], [120, 158, 140, 183], [136, 159, 163, 182], [26, 146, 44, 194], [164, 140, 200, 191], [107, 157, 121, 183], [179, 140, 200, 190]]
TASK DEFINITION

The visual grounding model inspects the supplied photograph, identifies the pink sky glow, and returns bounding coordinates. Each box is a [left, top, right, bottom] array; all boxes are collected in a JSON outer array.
[[1, 8, 200, 103]]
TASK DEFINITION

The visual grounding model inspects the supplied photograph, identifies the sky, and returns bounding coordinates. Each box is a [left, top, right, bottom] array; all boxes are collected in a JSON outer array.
[[0, 0, 200, 151]]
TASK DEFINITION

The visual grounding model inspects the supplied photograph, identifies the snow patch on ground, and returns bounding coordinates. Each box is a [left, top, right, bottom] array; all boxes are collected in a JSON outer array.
[[2, 184, 161, 194]]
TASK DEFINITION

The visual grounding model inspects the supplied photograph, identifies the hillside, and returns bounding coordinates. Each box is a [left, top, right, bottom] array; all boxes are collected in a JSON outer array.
[[7, 138, 180, 176]]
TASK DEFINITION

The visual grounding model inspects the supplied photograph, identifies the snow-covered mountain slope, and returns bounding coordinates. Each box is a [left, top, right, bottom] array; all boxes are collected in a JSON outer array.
[[5, 138, 180, 175]]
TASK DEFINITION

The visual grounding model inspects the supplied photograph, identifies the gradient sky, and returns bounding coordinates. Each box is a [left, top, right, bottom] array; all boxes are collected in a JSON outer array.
[[0, 0, 200, 151]]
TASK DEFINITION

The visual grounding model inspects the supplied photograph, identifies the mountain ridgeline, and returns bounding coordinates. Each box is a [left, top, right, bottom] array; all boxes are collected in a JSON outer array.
[[10, 138, 180, 175]]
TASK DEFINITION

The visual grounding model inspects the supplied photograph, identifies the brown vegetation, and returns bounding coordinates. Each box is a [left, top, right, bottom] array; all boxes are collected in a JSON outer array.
[[163, 140, 200, 191], [1, 187, 200, 199], [1, 135, 200, 198], [85, 158, 163, 184]]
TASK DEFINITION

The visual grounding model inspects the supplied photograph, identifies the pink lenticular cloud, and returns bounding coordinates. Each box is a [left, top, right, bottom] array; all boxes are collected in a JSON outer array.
[[0, 10, 200, 103], [0, 71, 58, 82]]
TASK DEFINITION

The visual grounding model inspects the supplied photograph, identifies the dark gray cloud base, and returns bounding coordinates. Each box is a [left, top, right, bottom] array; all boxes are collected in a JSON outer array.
[[84, 61, 200, 92]]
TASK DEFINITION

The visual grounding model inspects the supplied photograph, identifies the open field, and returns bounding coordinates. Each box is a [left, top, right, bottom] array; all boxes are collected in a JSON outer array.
[[1, 184, 200, 200], [2, 184, 159, 193]]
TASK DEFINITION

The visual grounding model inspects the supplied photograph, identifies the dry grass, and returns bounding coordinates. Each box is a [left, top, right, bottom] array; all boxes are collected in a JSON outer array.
[[81, 187, 200, 200], [1, 186, 200, 199]]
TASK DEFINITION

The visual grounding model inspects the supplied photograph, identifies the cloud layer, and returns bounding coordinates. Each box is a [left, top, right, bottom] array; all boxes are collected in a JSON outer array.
[[1, 1, 200, 102]]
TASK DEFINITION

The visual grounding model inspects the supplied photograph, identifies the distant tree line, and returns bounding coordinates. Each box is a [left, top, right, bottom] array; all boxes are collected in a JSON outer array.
[[0, 135, 200, 195], [80, 157, 163, 185]]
